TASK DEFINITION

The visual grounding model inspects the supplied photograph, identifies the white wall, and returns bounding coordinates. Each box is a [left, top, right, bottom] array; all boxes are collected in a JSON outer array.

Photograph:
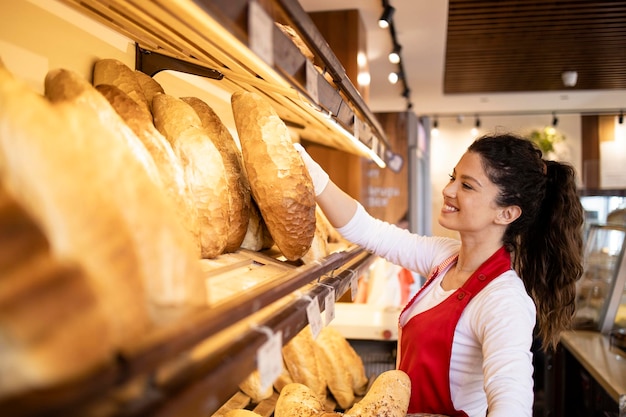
[[428, 114, 582, 238]]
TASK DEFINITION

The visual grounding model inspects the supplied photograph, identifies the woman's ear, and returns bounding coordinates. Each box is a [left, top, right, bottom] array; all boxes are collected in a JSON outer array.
[[496, 205, 522, 225]]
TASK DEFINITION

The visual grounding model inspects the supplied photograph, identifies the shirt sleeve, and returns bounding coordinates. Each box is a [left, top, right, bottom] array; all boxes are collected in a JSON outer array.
[[336, 202, 460, 276], [472, 277, 536, 417]]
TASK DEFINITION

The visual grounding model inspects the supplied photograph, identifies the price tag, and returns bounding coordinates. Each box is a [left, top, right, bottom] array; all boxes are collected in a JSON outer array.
[[305, 61, 319, 104], [248, 1, 274, 67], [324, 287, 336, 325], [306, 296, 323, 339], [256, 328, 283, 392]]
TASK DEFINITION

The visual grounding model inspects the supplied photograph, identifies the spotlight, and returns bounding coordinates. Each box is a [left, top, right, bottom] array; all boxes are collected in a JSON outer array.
[[388, 72, 399, 84], [402, 87, 410, 98], [619, 110, 624, 124], [378, 5, 395, 29], [475, 116, 481, 128], [388, 45, 401, 64], [552, 112, 559, 127]]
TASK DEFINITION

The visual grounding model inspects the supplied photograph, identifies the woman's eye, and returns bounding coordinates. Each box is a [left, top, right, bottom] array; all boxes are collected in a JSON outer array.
[[462, 182, 473, 190]]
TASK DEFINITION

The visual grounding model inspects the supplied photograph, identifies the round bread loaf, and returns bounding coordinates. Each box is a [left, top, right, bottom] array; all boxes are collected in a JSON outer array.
[[224, 410, 261, 417], [152, 93, 230, 259], [274, 383, 324, 417], [344, 370, 411, 417], [96, 84, 201, 257], [181, 96, 250, 253], [230, 91, 315, 261]]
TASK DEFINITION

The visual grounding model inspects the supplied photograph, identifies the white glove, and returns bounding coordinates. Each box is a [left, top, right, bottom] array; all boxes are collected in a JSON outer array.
[[293, 142, 330, 196]]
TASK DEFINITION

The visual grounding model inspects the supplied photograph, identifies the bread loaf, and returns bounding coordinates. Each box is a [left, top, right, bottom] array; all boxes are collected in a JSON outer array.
[[134, 70, 164, 108], [152, 93, 230, 258], [93, 59, 152, 118], [0, 186, 112, 398], [238, 369, 273, 403], [282, 326, 326, 402], [224, 410, 262, 417], [95, 84, 201, 257], [231, 91, 315, 261], [274, 383, 324, 417], [44, 68, 205, 312], [343, 370, 411, 417], [314, 328, 355, 409], [44, 68, 161, 185], [181, 96, 250, 252], [317, 327, 369, 399], [240, 198, 274, 252], [0, 63, 148, 346]]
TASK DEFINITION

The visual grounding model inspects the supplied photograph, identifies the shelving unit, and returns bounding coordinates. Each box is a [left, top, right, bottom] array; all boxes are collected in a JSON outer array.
[[60, 0, 390, 165], [0, 0, 390, 415]]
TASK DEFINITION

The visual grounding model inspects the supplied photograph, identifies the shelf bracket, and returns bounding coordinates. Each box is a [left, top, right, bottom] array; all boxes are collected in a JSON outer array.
[[135, 45, 224, 80]]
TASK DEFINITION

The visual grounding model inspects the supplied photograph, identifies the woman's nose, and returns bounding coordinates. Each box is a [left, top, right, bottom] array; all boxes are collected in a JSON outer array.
[[443, 181, 456, 198]]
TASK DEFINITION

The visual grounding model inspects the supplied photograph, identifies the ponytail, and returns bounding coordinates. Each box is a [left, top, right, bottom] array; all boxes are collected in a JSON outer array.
[[515, 161, 584, 350]]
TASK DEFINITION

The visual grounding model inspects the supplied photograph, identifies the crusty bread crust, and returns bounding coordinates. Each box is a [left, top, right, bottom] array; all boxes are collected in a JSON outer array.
[[230, 91, 315, 261]]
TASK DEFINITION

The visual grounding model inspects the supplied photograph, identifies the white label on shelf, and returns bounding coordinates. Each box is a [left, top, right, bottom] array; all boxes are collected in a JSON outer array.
[[305, 60, 319, 104], [248, 1, 274, 67], [324, 287, 336, 325], [306, 296, 323, 339], [256, 329, 283, 392]]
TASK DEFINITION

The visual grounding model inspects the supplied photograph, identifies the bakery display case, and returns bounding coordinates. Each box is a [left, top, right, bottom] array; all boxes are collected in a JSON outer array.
[[574, 224, 626, 334], [0, 0, 399, 416]]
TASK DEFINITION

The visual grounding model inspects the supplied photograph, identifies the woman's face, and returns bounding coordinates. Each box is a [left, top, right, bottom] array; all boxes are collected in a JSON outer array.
[[438, 151, 507, 236]]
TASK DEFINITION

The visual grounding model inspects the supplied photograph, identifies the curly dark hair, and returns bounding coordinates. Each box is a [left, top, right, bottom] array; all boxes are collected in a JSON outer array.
[[468, 133, 584, 350]]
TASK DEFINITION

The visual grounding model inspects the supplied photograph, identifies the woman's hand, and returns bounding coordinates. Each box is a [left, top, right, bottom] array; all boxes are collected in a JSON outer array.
[[293, 142, 329, 196]]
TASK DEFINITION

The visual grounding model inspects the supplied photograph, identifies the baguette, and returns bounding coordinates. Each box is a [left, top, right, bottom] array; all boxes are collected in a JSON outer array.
[[231, 91, 315, 261], [181, 96, 250, 252], [95, 84, 201, 256], [282, 326, 326, 402], [152, 92, 230, 258]]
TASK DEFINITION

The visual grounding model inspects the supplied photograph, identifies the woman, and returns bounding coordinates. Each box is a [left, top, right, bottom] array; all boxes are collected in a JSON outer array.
[[295, 133, 584, 417]]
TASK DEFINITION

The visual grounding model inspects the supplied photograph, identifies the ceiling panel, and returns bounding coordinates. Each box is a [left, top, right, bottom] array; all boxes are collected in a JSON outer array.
[[444, 0, 626, 94]]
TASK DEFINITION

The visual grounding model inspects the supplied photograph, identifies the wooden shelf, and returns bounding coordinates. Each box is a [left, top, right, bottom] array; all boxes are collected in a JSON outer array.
[[59, 0, 390, 165]]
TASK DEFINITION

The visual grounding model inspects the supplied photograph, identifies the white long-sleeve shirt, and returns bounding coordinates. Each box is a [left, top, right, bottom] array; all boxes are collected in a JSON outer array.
[[337, 203, 536, 417]]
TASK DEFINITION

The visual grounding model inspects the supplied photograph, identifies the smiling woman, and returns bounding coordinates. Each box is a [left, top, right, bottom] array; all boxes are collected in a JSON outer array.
[[295, 133, 584, 417]]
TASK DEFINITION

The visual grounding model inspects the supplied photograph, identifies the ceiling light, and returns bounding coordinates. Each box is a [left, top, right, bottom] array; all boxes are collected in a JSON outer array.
[[388, 72, 399, 84], [378, 5, 395, 29], [552, 112, 559, 127], [402, 87, 410, 98], [388, 45, 401, 64], [561, 71, 578, 87], [475, 116, 481, 128]]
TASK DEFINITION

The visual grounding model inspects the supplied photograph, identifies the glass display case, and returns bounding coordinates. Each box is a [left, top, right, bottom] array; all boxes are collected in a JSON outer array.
[[574, 224, 626, 334]]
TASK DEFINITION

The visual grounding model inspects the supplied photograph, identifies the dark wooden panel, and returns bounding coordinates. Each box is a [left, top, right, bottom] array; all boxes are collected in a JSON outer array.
[[444, 0, 626, 94]]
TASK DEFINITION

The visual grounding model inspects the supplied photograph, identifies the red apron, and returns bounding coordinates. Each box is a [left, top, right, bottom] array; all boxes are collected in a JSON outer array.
[[398, 246, 511, 416]]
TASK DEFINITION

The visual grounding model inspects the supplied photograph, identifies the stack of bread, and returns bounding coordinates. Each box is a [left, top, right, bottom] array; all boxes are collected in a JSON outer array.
[[0, 54, 343, 403], [230, 325, 402, 416]]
